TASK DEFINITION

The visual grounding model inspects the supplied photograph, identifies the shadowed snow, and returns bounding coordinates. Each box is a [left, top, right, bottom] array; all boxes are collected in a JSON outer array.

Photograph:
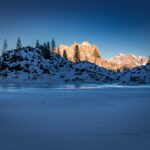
[[0, 84, 150, 150]]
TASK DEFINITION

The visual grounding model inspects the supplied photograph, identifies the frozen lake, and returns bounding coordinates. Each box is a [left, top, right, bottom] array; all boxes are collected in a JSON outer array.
[[0, 84, 150, 150]]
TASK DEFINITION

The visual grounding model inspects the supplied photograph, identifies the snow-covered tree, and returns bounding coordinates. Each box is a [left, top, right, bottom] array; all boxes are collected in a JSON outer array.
[[16, 38, 22, 50]]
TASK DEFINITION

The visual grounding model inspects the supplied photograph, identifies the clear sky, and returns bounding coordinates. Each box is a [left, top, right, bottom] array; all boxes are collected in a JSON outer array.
[[0, 0, 150, 58]]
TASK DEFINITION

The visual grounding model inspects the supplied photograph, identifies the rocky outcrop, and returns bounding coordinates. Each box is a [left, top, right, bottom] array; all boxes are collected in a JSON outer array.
[[108, 54, 148, 69], [55, 41, 113, 69], [55, 42, 148, 70], [56, 41, 100, 62]]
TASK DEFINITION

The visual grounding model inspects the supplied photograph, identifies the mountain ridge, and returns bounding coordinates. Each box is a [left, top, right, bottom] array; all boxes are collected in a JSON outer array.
[[55, 42, 148, 70]]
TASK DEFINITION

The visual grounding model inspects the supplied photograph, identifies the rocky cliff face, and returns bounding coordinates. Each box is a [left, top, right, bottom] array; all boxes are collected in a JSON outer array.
[[55, 42, 148, 70], [108, 54, 148, 69], [56, 42, 100, 62], [55, 42, 112, 69]]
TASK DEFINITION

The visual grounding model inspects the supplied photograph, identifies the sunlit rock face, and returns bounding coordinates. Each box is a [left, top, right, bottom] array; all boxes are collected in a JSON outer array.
[[55, 42, 148, 70], [55, 42, 117, 70], [56, 41, 101, 63], [108, 54, 148, 69]]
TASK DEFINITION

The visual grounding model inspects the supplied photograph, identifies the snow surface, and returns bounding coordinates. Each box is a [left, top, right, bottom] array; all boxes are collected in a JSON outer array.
[[0, 84, 150, 150]]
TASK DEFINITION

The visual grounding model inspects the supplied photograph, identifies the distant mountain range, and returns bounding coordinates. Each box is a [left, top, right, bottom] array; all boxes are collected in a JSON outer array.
[[107, 54, 148, 69], [55, 42, 148, 70], [0, 45, 149, 84]]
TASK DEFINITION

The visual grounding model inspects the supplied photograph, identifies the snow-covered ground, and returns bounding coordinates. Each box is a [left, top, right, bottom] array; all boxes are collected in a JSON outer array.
[[1, 47, 150, 84], [0, 84, 150, 150]]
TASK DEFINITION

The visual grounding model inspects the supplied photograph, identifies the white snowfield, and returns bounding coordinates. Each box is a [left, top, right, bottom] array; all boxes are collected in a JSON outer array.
[[0, 84, 150, 150], [0, 47, 150, 84]]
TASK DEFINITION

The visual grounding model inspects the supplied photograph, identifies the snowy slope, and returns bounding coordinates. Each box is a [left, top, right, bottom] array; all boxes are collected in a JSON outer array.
[[0, 47, 117, 83], [118, 64, 150, 84], [0, 47, 149, 84], [0, 47, 66, 81], [1, 86, 150, 150]]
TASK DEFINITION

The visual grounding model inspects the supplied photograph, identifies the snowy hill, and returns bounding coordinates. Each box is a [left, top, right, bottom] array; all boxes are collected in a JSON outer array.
[[0, 47, 117, 83], [118, 64, 150, 84]]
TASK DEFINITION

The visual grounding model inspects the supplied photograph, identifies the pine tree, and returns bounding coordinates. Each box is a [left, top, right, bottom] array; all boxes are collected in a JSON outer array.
[[42, 43, 50, 59], [51, 38, 56, 52], [74, 45, 80, 63], [43, 43, 47, 49], [47, 41, 50, 51], [16, 38, 22, 50], [57, 45, 60, 55], [36, 40, 40, 48], [147, 55, 150, 64], [63, 50, 67, 59], [2, 39, 8, 53]]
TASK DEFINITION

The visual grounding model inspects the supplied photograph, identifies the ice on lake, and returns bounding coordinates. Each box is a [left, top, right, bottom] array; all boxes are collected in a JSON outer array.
[[0, 84, 150, 150]]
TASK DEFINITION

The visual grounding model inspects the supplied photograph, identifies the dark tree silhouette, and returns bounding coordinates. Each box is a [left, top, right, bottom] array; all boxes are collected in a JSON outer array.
[[147, 56, 150, 64], [16, 38, 22, 50], [43, 43, 47, 49], [51, 38, 56, 52], [47, 41, 50, 51], [36, 40, 40, 48], [74, 45, 80, 63], [3, 39, 8, 53], [57, 45, 60, 55], [42, 43, 50, 59], [63, 50, 67, 59]]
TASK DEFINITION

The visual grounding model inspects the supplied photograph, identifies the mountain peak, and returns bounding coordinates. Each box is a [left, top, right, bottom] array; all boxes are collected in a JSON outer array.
[[118, 53, 126, 57], [108, 53, 148, 67], [81, 41, 91, 46], [55, 42, 101, 64]]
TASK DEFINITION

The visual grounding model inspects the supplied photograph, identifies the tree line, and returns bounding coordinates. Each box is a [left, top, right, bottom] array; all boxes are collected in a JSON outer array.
[[1, 38, 81, 63], [2, 38, 149, 65], [1, 38, 56, 52], [1, 38, 57, 59]]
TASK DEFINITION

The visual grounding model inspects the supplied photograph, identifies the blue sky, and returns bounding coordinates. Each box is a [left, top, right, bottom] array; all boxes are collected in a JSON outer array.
[[0, 0, 150, 58]]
